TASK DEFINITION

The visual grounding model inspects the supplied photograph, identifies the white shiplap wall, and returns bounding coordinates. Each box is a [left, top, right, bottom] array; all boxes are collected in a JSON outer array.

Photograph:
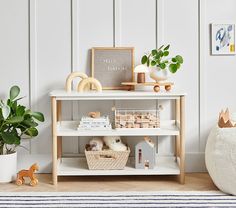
[[1, 0, 236, 172]]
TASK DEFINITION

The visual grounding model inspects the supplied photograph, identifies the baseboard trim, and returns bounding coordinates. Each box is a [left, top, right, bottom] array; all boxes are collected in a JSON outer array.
[[17, 152, 206, 173]]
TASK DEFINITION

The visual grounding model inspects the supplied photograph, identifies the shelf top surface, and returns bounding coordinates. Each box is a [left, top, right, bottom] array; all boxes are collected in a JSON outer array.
[[50, 89, 186, 99]]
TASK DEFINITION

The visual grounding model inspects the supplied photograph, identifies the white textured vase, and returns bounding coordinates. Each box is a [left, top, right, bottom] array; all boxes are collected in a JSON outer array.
[[0, 152, 17, 183], [149, 67, 169, 82]]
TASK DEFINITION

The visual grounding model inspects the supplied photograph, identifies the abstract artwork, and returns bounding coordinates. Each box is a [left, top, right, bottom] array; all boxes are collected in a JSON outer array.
[[211, 24, 235, 55]]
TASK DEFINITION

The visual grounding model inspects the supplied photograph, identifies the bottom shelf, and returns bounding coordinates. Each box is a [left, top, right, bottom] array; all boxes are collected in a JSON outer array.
[[57, 156, 180, 176]]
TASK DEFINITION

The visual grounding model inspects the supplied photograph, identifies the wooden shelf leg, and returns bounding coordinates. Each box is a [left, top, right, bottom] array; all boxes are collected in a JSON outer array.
[[179, 96, 185, 184], [51, 97, 58, 185]]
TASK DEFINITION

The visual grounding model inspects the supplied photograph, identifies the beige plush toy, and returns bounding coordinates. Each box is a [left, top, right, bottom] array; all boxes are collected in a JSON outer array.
[[103, 136, 127, 151], [89, 137, 103, 151]]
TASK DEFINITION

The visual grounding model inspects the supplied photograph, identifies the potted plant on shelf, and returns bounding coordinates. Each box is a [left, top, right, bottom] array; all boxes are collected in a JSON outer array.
[[141, 44, 184, 82], [0, 86, 44, 183]]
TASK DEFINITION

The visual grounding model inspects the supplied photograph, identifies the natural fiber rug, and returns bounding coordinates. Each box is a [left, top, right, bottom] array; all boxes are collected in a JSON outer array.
[[0, 191, 236, 208]]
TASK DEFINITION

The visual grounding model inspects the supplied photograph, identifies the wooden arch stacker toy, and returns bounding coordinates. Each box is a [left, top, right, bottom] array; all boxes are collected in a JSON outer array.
[[65, 72, 102, 92], [121, 82, 173, 92]]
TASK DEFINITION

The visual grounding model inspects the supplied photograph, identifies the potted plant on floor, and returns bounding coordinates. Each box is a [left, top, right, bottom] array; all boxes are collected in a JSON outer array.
[[141, 45, 184, 82], [0, 86, 44, 183]]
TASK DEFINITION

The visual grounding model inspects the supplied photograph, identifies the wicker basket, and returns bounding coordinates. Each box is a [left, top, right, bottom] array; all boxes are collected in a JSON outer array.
[[85, 148, 130, 170]]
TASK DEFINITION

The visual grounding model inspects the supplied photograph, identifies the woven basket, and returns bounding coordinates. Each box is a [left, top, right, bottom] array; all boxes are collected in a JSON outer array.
[[85, 148, 130, 170]]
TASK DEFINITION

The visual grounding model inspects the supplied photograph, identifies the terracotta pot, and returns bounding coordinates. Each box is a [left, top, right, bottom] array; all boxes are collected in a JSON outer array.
[[149, 67, 169, 82], [0, 152, 17, 183]]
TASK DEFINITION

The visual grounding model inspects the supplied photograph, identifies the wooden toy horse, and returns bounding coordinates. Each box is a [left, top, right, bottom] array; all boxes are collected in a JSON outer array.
[[16, 163, 39, 186]]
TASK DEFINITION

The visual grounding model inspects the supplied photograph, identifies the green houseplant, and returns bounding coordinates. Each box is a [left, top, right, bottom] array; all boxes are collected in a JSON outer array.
[[141, 45, 184, 82], [0, 86, 44, 182]]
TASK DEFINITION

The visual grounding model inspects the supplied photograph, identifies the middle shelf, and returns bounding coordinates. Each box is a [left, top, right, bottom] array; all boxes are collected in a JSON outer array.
[[56, 120, 180, 137]]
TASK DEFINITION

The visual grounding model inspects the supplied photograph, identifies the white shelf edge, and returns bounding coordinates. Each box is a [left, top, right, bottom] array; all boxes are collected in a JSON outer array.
[[57, 156, 180, 176], [56, 120, 179, 136]]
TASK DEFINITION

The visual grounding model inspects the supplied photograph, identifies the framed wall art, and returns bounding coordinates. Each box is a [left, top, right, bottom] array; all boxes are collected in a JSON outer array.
[[211, 23, 235, 55], [91, 47, 134, 90]]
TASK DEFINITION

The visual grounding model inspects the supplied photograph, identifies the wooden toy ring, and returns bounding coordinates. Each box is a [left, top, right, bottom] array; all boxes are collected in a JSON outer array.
[[77, 77, 102, 92], [65, 72, 88, 92]]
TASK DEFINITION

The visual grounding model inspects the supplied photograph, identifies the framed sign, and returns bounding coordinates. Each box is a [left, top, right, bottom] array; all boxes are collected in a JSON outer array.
[[91, 47, 134, 90], [211, 23, 235, 55]]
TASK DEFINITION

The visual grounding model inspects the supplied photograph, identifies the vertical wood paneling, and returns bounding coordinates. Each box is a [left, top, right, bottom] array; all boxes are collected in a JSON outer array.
[[77, 0, 114, 75], [0, 0, 30, 154], [160, 0, 199, 153], [200, 0, 236, 151], [115, 0, 158, 154], [76, 0, 114, 152], [30, 0, 71, 154]]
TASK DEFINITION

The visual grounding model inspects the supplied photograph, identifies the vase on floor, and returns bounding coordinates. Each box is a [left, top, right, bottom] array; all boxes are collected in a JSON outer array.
[[0, 152, 17, 183]]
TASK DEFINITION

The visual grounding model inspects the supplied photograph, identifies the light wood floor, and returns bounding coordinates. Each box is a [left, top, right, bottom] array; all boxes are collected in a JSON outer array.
[[0, 173, 218, 192]]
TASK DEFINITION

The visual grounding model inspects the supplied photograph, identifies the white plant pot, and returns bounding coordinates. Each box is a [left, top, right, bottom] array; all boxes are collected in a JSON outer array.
[[0, 152, 17, 183], [149, 67, 169, 82]]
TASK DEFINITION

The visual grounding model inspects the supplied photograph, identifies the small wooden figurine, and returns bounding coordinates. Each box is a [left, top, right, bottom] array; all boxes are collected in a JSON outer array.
[[16, 163, 39, 186], [135, 137, 156, 169], [88, 111, 101, 118], [218, 108, 236, 128]]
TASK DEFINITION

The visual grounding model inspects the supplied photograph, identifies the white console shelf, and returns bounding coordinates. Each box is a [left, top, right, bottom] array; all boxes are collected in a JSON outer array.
[[50, 90, 186, 185]]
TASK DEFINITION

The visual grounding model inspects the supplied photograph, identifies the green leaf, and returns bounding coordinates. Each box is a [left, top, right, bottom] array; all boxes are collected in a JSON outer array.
[[155, 53, 161, 60], [163, 51, 169, 56], [25, 127, 38, 137], [151, 49, 157, 56], [176, 63, 181, 69], [172, 58, 177, 62], [10, 86, 20, 100], [141, 55, 148, 64], [16, 105, 26, 116], [31, 112, 45, 122], [151, 60, 156, 66], [169, 64, 178, 73], [1, 105, 10, 119], [164, 44, 170, 50], [160, 63, 166, 69], [176, 55, 183, 64], [159, 51, 163, 57], [1, 132, 20, 145], [22, 119, 38, 128], [7, 116, 24, 124]]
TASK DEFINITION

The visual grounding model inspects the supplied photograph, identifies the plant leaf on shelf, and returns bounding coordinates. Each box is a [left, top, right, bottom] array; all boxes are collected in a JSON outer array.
[[151, 60, 156, 66], [176, 55, 184, 64], [160, 63, 166, 69], [164, 44, 170, 50], [163, 51, 169, 56], [151, 49, 157, 56], [141, 55, 148, 64], [172, 58, 177, 62], [169, 64, 178, 73]]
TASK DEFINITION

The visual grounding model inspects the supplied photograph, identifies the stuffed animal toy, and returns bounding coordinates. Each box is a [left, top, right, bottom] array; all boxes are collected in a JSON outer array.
[[89, 137, 103, 151], [103, 136, 127, 151]]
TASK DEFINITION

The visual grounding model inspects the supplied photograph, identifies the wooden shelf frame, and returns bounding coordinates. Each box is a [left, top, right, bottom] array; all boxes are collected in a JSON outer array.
[[50, 90, 186, 185]]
